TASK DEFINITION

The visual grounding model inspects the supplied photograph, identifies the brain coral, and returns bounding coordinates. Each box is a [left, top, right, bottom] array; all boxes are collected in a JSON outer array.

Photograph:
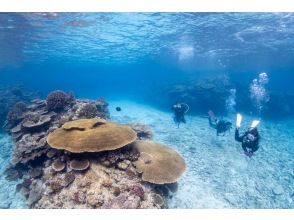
[[47, 118, 137, 153], [131, 140, 186, 184]]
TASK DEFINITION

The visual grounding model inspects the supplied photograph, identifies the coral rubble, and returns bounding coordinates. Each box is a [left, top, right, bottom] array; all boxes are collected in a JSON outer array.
[[4, 90, 186, 209]]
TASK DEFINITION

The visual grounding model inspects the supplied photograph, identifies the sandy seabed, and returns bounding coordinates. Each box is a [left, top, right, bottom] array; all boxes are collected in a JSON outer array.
[[109, 100, 294, 209], [0, 133, 27, 208], [0, 99, 293, 209]]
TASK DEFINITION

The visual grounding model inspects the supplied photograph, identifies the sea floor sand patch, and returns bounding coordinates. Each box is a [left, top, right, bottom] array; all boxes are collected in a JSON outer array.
[[109, 100, 294, 208], [0, 133, 27, 208]]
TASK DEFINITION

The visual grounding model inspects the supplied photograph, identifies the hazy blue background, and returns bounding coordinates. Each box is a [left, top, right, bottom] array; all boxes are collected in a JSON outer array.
[[1, 13, 294, 108]]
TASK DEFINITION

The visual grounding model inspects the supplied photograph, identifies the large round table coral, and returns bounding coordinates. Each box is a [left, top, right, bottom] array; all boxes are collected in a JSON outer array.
[[47, 118, 137, 153], [131, 140, 186, 184]]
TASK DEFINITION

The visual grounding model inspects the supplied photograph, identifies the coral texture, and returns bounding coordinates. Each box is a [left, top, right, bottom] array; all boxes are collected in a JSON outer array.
[[130, 123, 153, 140], [4, 92, 185, 209], [46, 90, 74, 112], [47, 118, 137, 153], [132, 140, 186, 184], [76, 103, 98, 118]]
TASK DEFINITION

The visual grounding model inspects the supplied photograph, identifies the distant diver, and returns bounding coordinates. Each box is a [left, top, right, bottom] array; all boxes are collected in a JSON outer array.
[[115, 107, 122, 112], [171, 102, 189, 128], [208, 110, 232, 136], [234, 113, 260, 157]]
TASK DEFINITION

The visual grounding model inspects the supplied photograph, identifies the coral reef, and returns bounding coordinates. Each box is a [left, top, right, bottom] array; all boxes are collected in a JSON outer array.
[[6, 91, 111, 166], [130, 123, 153, 140], [76, 103, 98, 118], [72, 99, 110, 120], [46, 90, 75, 112], [6, 102, 27, 128], [69, 159, 90, 171], [47, 118, 137, 153], [0, 85, 39, 130], [131, 140, 186, 184], [52, 160, 66, 172], [4, 91, 186, 209]]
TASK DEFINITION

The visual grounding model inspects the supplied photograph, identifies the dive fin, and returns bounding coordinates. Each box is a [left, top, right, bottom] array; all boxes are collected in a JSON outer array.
[[250, 120, 260, 128], [236, 113, 242, 128]]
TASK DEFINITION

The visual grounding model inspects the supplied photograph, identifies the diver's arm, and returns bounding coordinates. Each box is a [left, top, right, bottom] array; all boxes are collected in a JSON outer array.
[[235, 128, 243, 142]]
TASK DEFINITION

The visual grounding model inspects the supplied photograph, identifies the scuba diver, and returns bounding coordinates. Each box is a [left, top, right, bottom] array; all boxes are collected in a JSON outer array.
[[171, 102, 189, 128], [235, 113, 260, 157], [208, 110, 232, 136]]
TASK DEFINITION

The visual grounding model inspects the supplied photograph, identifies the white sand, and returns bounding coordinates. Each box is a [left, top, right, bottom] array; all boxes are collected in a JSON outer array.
[[0, 133, 27, 208], [109, 100, 294, 208]]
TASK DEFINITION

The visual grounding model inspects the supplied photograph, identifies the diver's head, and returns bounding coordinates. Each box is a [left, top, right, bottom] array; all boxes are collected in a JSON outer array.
[[225, 121, 232, 129], [248, 127, 259, 137], [244, 133, 256, 144]]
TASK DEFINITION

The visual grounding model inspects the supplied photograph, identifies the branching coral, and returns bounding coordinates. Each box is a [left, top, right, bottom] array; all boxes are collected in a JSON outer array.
[[46, 90, 73, 111], [77, 103, 98, 118]]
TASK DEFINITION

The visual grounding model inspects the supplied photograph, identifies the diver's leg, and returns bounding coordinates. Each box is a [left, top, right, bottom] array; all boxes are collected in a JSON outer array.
[[173, 116, 177, 123], [208, 117, 213, 127], [242, 144, 248, 153], [251, 145, 259, 153]]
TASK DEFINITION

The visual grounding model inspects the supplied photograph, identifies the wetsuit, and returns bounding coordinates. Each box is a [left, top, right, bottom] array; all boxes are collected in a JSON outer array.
[[209, 117, 232, 136], [172, 104, 187, 127], [235, 128, 260, 154]]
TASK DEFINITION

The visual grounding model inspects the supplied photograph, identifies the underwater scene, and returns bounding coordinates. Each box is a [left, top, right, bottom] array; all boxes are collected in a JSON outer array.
[[0, 12, 294, 209]]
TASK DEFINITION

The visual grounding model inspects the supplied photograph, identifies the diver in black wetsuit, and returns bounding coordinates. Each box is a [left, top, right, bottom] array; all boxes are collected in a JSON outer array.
[[208, 110, 232, 136], [171, 102, 189, 128], [234, 114, 260, 157]]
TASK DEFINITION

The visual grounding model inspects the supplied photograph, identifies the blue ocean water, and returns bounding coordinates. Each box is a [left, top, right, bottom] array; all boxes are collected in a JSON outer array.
[[0, 12, 294, 208]]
